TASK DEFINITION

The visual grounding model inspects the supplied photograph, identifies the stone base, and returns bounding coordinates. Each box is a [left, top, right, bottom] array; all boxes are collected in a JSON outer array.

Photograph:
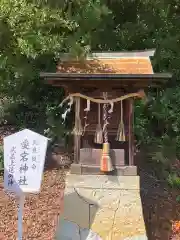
[[70, 163, 137, 176], [56, 173, 147, 240]]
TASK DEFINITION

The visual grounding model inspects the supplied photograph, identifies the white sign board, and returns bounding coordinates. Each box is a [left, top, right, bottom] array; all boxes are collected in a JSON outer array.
[[4, 129, 49, 194]]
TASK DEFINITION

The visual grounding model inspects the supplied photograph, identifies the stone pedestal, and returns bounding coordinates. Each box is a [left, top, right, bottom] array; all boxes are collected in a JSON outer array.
[[56, 173, 147, 240]]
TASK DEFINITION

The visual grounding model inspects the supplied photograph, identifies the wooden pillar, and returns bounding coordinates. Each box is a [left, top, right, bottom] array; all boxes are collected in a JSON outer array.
[[128, 99, 134, 166], [74, 97, 81, 164]]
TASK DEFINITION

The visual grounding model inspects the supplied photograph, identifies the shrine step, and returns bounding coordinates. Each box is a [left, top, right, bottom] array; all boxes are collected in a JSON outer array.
[[70, 163, 137, 176]]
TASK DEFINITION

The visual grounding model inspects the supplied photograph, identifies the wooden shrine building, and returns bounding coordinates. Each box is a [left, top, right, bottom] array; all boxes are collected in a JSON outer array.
[[40, 49, 172, 175]]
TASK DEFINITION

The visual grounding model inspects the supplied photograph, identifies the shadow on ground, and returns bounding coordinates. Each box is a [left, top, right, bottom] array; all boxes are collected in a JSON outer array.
[[135, 153, 180, 240], [55, 190, 100, 239], [45, 148, 180, 239]]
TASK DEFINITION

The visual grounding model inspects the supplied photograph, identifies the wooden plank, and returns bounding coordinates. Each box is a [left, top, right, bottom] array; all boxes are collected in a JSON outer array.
[[80, 148, 125, 166], [127, 99, 134, 165], [73, 97, 81, 164]]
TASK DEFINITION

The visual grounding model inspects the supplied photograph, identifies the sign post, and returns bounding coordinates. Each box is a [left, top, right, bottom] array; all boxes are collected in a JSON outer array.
[[3, 129, 49, 239], [18, 195, 25, 240]]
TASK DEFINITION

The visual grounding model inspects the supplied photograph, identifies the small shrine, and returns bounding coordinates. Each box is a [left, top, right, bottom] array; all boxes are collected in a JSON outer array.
[[40, 49, 171, 175]]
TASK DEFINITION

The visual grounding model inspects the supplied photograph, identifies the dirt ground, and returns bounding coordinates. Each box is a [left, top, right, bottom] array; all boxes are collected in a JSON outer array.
[[0, 167, 180, 239], [139, 170, 180, 240], [0, 169, 66, 240]]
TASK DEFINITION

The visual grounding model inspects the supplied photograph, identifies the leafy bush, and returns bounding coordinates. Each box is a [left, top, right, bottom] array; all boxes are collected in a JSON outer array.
[[168, 174, 180, 190], [45, 101, 73, 149]]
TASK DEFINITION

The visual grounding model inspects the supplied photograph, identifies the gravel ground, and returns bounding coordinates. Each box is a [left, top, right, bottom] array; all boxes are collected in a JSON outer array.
[[0, 169, 66, 240], [139, 169, 180, 240], [0, 166, 180, 240]]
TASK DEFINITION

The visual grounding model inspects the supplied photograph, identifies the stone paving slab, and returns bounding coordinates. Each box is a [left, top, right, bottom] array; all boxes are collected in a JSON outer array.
[[57, 174, 147, 240]]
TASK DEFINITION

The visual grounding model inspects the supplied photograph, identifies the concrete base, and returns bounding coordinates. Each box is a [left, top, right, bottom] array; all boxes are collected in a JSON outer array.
[[56, 173, 147, 240], [70, 163, 137, 176]]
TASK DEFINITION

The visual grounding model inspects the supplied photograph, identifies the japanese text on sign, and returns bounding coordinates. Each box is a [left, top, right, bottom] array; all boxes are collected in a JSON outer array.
[[8, 146, 16, 187], [4, 129, 48, 194]]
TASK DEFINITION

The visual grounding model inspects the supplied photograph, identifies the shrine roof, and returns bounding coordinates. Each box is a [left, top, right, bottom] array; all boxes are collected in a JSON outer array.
[[40, 72, 171, 81], [40, 50, 172, 87], [56, 50, 155, 74]]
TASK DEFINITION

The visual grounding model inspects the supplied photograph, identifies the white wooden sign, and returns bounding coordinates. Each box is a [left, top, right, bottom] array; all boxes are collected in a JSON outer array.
[[4, 129, 49, 194], [3, 129, 49, 239]]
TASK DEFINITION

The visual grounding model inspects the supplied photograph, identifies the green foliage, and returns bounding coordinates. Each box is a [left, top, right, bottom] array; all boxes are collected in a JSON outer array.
[[0, 0, 109, 97], [45, 100, 73, 147], [0, 0, 109, 147], [1, 0, 180, 184], [168, 174, 180, 190], [134, 87, 180, 179], [176, 195, 180, 203], [91, 0, 180, 183]]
